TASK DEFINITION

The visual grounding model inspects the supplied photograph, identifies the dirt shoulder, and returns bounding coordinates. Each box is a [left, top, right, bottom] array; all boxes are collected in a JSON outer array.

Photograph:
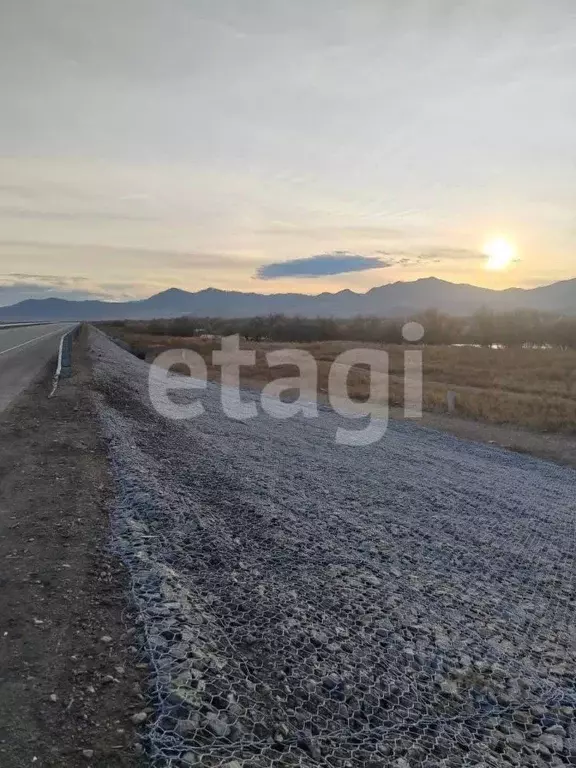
[[0, 331, 148, 767]]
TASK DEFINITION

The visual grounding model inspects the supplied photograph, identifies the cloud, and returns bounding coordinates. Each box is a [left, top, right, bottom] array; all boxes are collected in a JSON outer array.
[[0, 240, 251, 271], [6, 272, 89, 284], [0, 205, 153, 222], [376, 247, 484, 264], [257, 246, 485, 280], [0, 273, 128, 305], [257, 251, 391, 279], [258, 225, 408, 239], [0, 283, 114, 305]]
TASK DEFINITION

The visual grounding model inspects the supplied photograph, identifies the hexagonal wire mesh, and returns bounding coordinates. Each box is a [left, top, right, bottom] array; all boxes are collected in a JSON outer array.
[[90, 330, 576, 767]]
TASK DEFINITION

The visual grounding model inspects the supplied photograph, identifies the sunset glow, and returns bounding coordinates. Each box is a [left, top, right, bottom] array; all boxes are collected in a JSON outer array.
[[483, 238, 517, 271]]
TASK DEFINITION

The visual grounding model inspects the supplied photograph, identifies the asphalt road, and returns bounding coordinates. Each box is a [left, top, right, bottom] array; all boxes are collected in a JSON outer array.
[[0, 323, 72, 412]]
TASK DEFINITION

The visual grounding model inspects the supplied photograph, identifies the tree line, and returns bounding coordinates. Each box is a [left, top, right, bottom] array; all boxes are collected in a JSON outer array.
[[103, 308, 576, 349]]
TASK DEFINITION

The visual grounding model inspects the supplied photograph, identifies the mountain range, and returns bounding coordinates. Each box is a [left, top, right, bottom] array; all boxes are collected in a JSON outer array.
[[1, 277, 575, 321]]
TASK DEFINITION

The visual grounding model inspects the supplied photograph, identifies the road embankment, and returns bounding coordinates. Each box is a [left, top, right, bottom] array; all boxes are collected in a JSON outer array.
[[90, 327, 576, 767]]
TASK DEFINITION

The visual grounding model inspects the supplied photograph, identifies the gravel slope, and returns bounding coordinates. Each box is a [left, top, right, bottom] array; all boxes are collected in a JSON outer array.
[[90, 330, 576, 768]]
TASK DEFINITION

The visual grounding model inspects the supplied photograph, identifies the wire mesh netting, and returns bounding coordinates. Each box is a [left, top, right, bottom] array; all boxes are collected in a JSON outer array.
[[90, 330, 576, 767]]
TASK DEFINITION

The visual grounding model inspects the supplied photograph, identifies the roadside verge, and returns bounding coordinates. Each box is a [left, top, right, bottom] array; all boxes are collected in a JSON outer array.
[[0, 328, 148, 767]]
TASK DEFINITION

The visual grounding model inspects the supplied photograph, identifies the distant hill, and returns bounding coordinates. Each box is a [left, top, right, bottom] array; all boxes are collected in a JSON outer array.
[[0, 277, 575, 321]]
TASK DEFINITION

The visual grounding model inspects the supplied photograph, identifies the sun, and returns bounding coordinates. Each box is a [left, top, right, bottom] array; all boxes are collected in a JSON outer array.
[[482, 237, 516, 271]]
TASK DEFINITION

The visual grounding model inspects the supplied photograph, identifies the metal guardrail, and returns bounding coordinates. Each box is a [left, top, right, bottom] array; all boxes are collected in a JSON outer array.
[[0, 322, 50, 329], [49, 324, 81, 396], [59, 326, 75, 378]]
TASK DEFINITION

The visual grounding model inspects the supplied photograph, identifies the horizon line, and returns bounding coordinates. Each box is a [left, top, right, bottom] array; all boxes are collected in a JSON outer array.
[[2, 274, 575, 307]]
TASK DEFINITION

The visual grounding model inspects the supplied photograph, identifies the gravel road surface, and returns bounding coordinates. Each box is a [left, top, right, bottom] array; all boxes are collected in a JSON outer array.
[[0, 323, 72, 412], [90, 329, 576, 767]]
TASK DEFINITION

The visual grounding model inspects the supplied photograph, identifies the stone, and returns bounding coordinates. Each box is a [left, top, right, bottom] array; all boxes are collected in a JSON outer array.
[[540, 733, 564, 752], [550, 665, 567, 676], [531, 706, 548, 719], [322, 674, 340, 690], [175, 716, 200, 737], [131, 711, 148, 725], [310, 630, 329, 645], [440, 680, 459, 696], [507, 730, 525, 750], [204, 713, 230, 738]]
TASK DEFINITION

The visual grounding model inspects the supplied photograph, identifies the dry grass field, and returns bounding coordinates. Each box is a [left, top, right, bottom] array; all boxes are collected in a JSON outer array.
[[104, 327, 576, 434]]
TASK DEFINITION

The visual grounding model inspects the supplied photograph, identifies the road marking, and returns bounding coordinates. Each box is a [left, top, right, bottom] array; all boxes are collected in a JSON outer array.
[[0, 327, 63, 357]]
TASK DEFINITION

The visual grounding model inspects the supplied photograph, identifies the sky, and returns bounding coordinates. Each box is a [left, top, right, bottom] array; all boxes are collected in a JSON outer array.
[[0, 0, 575, 305]]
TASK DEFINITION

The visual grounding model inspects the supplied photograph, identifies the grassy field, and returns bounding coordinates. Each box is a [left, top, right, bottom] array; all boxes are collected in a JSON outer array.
[[103, 326, 576, 433]]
